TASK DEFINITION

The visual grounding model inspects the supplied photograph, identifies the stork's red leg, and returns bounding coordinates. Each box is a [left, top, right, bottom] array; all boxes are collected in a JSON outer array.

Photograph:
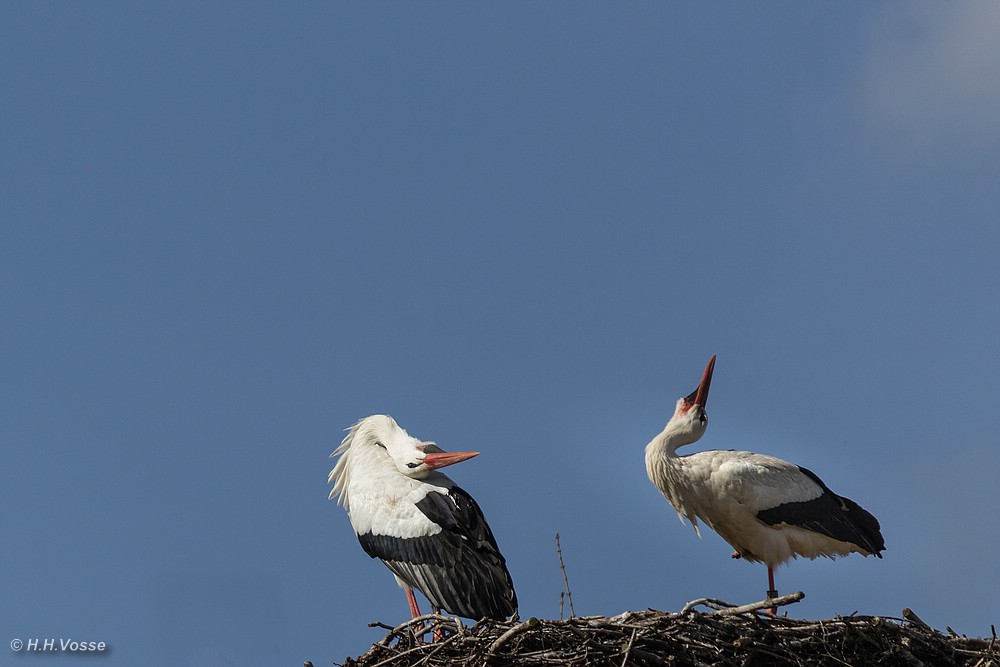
[[432, 607, 445, 641], [405, 587, 421, 618], [766, 566, 778, 615], [731, 550, 742, 559], [404, 587, 432, 642]]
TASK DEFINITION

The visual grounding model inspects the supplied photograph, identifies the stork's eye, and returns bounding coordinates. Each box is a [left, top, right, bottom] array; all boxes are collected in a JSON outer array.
[[406, 462, 420, 469], [375, 441, 386, 449], [699, 411, 707, 424]]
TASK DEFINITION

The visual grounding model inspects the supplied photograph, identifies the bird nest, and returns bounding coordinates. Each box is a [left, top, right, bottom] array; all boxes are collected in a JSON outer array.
[[336, 593, 998, 667]]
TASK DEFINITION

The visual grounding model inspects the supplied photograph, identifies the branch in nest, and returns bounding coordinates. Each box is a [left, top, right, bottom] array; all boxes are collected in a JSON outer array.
[[679, 591, 804, 616], [555, 532, 576, 619], [487, 617, 540, 654], [707, 591, 805, 616]]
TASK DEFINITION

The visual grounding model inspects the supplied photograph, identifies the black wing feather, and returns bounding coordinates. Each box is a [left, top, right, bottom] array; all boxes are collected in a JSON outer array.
[[357, 485, 517, 620], [756, 466, 886, 556]]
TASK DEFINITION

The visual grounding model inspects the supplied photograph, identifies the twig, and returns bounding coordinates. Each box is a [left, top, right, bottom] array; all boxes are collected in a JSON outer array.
[[679, 597, 737, 614], [903, 608, 932, 630], [376, 613, 459, 646], [679, 592, 804, 616], [708, 591, 804, 616], [487, 617, 540, 654], [368, 642, 431, 667], [620, 627, 638, 667], [415, 630, 462, 666], [555, 532, 576, 618]]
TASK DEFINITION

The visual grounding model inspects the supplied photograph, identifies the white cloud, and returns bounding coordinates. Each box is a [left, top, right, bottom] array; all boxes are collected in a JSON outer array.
[[861, 2, 1000, 151]]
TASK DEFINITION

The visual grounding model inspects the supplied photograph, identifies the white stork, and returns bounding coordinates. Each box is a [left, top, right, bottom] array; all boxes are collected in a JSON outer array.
[[645, 356, 885, 603], [329, 415, 517, 621]]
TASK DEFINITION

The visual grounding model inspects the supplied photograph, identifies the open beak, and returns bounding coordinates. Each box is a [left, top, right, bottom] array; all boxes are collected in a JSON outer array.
[[684, 354, 716, 408], [423, 450, 480, 471]]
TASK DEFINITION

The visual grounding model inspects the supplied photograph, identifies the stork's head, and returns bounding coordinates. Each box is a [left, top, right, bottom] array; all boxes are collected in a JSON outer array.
[[329, 415, 479, 506], [663, 355, 716, 447], [371, 415, 478, 478]]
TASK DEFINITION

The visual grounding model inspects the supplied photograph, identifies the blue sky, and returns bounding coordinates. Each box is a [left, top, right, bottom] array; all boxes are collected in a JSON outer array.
[[3, 3, 999, 666]]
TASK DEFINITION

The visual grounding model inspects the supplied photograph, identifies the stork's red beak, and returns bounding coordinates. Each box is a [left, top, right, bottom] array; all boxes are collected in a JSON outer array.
[[685, 354, 716, 408], [423, 450, 480, 470]]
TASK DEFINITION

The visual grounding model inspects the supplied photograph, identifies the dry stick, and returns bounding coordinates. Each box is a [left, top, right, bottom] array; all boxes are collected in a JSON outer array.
[[555, 532, 576, 618], [902, 608, 932, 630], [679, 592, 804, 617], [708, 591, 804, 616], [368, 641, 432, 667], [487, 617, 540, 654], [619, 627, 638, 667], [414, 631, 463, 666], [678, 597, 734, 614], [377, 613, 458, 647]]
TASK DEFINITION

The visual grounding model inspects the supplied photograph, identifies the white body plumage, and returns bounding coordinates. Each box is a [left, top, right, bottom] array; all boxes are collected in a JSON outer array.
[[647, 447, 878, 566]]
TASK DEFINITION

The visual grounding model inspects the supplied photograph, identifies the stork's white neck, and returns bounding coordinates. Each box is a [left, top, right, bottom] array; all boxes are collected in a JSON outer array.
[[644, 413, 708, 525], [646, 424, 690, 460], [644, 402, 707, 463]]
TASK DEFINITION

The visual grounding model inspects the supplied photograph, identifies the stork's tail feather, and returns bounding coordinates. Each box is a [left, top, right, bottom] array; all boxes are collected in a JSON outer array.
[[838, 495, 886, 557]]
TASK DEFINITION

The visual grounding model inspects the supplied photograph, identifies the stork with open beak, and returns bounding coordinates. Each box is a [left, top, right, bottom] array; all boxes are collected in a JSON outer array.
[[644, 356, 885, 605], [329, 415, 517, 621]]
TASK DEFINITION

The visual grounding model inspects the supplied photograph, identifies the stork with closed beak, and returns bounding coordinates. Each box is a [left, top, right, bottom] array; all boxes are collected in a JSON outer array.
[[644, 356, 885, 606], [329, 415, 517, 621]]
